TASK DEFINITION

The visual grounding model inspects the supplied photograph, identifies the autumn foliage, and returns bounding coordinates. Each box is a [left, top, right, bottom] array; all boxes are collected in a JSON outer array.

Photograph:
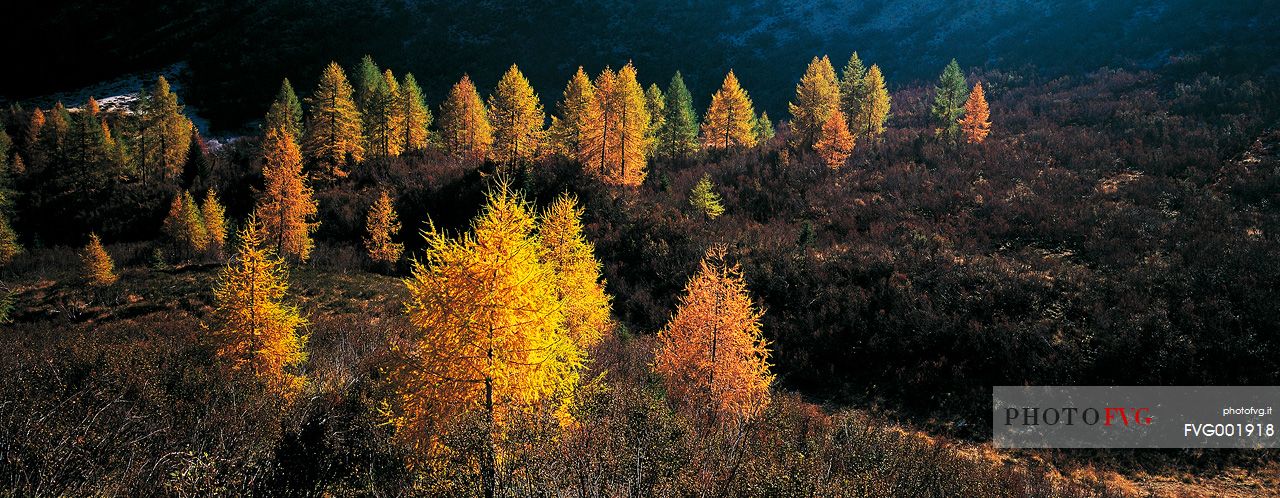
[[654, 247, 773, 423], [257, 128, 319, 261], [211, 217, 308, 398], [302, 61, 363, 177], [80, 233, 118, 287], [960, 81, 992, 143], [393, 182, 586, 478], [701, 71, 758, 150], [814, 109, 855, 169], [363, 190, 403, 265], [438, 74, 493, 164]]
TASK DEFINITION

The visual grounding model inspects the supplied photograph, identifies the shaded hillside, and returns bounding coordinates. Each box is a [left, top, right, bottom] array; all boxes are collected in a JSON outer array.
[[3, 1, 1277, 132]]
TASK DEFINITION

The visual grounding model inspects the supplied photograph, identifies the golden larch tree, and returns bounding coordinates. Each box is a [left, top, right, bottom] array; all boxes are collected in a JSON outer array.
[[788, 55, 841, 147], [394, 182, 583, 496], [540, 193, 612, 350], [211, 217, 308, 398], [439, 74, 493, 164], [701, 70, 758, 150], [138, 76, 193, 185], [653, 246, 773, 424], [302, 61, 363, 178], [364, 190, 403, 265], [82, 233, 118, 287], [959, 81, 992, 144], [488, 64, 546, 164], [257, 128, 319, 261], [814, 109, 855, 169], [855, 64, 891, 138], [202, 189, 228, 256]]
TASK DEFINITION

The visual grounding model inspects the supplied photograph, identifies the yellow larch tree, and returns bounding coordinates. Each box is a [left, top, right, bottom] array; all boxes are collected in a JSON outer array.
[[814, 109, 855, 169], [211, 217, 308, 398], [364, 190, 403, 265], [700, 70, 758, 150], [302, 61, 363, 178], [855, 64, 891, 138], [539, 193, 612, 350], [959, 81, 992, 144], [439, 74, 493, 165], [257, 128, 319, 261], [393, 182, 583, 496], [81, 233, 118, 287], [653, 246, 773, 424], [488, 64, 545, 164], [202, 189, 228, 256], [788, 55, 841, 147]]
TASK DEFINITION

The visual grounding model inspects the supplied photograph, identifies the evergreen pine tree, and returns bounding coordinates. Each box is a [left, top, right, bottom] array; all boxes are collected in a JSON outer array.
[[657, 71, 699, 159], [931, 59, 968, 141], [399, 73, 433, 153]]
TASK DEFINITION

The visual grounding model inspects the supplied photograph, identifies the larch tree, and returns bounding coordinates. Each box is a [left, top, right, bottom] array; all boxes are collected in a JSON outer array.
[[302, 62, 363, 178], [814, 109, 855, 169], [689, 173, 725, 219], [788, 55, 841, 148], [394, 182, 582, 497], [644, 83, 665, 156], [959, 81, 992, 144], [257, 128, 319, 261], [754, 111, 775, 142], [701, 70, 758, 150], [931, 59, 969, 141], [82, 233, 118, 287], [363, 68, 404, 159], [838, 52, 869, 134], [855, 64, 891, 138], [657, 71, 699, 159], [608, 62, 650, 186], [264, 78, 304, 140], [438, 74, 493, 164], [24, 108, 44, 162], [487, 64, 545, 164], [653, 246, 773, 424], [364, 190, 403, 265], [539, 193, 612, 350], [162, 190, 209, 258], [550, 67, 599, 159], [0, 213, 20, 267], [202, 189, 228, 256], [399, 73, 433, 153], [353, 55, 383, 114], [580, 67, 616, 177], [137, 76, 192, 185], [211, 217, 308, 398]]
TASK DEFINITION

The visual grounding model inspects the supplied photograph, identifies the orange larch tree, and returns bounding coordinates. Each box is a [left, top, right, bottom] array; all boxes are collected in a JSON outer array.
[[211, 217, 308, 398], [609, 62, 650, 186], [814, 109, 855, 169], [257, 128, 319, 261], [161, 190, 209, 258], [653, 246, 773, 425], [202, 189, 228, 257], [959, 81, 992, 144]]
